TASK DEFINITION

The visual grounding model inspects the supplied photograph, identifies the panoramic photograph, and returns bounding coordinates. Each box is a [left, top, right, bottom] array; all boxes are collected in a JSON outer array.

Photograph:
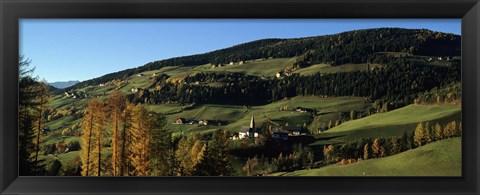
[[19, 19, 461, 176]]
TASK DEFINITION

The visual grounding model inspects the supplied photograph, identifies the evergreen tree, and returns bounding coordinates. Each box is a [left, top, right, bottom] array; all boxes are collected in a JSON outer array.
[[149, 112, 172, 176], [390, 137, 399, 155], [194, 130, 234, 176], [18, 56, 45, 175]]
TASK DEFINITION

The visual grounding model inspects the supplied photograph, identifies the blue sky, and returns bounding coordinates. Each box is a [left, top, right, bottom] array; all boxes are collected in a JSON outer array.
[[20, 19, 461, 82]]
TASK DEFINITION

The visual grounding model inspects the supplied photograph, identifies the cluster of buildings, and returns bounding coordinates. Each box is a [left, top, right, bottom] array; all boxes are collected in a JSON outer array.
[[231, 116, 308, 141], [64, 91, 88, 99], [211, 61, 245, 69], [175, 118, 210, 126], [426, 56, 453, 62], [275, 71, 293, 78]]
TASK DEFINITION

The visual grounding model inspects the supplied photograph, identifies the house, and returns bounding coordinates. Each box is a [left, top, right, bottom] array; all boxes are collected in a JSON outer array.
[[41, 128, 51, 135], [437, 57, 444, 60], [238, 115, 259, 139], [231, 132, 240, 140], [272, 130, 289, 140], [175, 118, 185, 125], [229, 62, 234, 65], [211, 64, 217, 69], [239, 60, 245, 65], [137, 74, 144, 77], [64, 92, 71, 97], [131, 88, 142, 93], [276, 72, 284, 78], [296, 107, 307, 113], [281, 126, 307, 136], [187, 120, 198, 125], [238, 126, 250, 139], [317, 127, 327, 133], [99, 83, 105, 87], [446, 56, 452, 61], [199, 120, 209, 126]]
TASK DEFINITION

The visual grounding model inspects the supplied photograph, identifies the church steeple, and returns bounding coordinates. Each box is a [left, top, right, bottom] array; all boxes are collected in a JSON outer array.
[[250, 115, 255, 129], [249, 115, 255, 138]]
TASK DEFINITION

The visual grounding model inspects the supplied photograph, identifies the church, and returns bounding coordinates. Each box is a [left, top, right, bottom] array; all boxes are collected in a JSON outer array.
[[237, 115, 259, 139]]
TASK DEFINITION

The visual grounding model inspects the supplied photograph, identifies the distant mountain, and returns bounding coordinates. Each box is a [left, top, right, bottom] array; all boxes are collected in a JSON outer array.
[[48, 80, 80, 89], [67, 28, 461, 90]]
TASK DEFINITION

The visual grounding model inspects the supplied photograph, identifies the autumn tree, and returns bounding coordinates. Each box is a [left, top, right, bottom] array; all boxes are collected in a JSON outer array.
[[413, 122, 425, 147], [120, 103, 135, 175], [174, 133, 208, 176], [33, 81, 50, 172], [434, 123, 443, 141], [242, 156, 259, 176], [106, 90, 127, 176], [81, 99, 107, 176], [363, 143, 369, 160], [128, 104, 152, 176], [372, 138, 380, 158], [424, 122, 432, 144], [323, 145, 336, 164]]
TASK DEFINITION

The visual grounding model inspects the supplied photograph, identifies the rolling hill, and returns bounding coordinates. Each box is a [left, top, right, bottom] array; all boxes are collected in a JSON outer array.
[[311, 104, 461, 145], [276, 137, 461, 176]]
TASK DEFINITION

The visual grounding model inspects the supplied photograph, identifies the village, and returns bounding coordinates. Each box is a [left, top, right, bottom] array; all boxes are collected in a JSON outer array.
[[174, 115, 309, 141]]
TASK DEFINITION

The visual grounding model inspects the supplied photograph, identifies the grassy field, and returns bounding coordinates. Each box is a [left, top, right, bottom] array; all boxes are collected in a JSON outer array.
[[161, 96, 368, 135], [277, 137, 461, 176], [203, 58, 296, 77], [293, 63, 382, 76], [311, 104, 461, 145]]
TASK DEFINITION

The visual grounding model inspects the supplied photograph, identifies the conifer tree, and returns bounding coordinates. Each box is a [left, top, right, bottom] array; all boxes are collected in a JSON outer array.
[[363, 143, 369, 160], [424, 122, 432, 144], [120, 103, 135, 175], [372, 138, 380, 158], [149, 112, 172, 176], [129, 104, 152, 176], [106, 90, 127, 176], [390, 137, 399, 155], [33, 81, 50, 172], [434, 123, 443, 141], [81, 100, 106, 176], [414, 122, 425, 147]]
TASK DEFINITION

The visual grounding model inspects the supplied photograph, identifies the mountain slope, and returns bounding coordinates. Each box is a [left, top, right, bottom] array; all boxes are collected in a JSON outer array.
[[279, 137, 461, 176], [48, 80, 80, 89], [68, 28, 460, 90]]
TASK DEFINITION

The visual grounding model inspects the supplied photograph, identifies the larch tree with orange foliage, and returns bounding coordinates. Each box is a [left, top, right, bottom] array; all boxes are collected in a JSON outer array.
[[80, 99, 107, 176], [106, 90, 127, 176]]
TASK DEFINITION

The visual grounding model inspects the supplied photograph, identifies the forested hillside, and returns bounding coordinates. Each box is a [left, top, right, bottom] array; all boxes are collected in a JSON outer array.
[[68, 28, 460, 89]]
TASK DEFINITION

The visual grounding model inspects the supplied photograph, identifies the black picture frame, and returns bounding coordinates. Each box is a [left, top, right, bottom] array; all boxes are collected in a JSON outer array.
[[1, 0, 479, 194]]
